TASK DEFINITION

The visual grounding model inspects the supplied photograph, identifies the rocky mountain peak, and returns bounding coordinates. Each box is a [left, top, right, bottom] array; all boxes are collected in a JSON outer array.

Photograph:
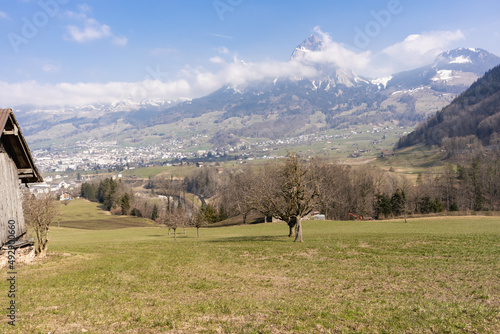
[[290, 34, 323, 60]]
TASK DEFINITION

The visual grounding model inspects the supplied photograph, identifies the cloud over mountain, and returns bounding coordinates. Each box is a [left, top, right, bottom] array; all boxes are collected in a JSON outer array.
[[382, 30, 466, 69], [0, 29, 481, 106]]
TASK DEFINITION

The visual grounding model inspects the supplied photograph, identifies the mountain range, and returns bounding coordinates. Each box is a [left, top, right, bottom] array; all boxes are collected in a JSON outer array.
[[15, 34, 500, 151]]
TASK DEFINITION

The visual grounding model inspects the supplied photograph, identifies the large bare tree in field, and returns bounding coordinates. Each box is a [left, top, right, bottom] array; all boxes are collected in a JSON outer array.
[[23, 193, 59, 257], [251, 153, 317, 242], [280, 154, 318, 242]]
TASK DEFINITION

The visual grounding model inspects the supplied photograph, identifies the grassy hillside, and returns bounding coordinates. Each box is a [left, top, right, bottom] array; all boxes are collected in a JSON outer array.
[[56, 199, 157, 230], [1, 217, 499, 333]]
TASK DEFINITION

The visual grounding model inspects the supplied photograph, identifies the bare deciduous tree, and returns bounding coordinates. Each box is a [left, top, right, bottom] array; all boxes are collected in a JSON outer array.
[[190, 207, 207, 238], [220, 167, 255, 224], [249, 153, 317, 242], [23, 193, 59, 257], [159, 208, 180, 240]]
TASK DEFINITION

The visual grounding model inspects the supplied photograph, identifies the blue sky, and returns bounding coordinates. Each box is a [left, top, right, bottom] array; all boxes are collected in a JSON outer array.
[[1, 0, 500, 106]]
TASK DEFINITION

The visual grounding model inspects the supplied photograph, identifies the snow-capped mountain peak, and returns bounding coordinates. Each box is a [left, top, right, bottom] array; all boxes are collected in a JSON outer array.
[[289, 34, 369, 88], [433, 48, 500, 75], [290, 34, 322, 60]]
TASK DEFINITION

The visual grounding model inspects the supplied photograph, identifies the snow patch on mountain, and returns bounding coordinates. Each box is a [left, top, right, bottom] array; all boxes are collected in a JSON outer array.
[[450, 55, 472, 64], [391, 86, 426, 95], [432, 70, 456, 81], [371, 76, 393, 88]]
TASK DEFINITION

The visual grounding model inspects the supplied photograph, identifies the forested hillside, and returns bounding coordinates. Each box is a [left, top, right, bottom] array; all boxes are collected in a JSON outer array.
[[397, 64, 500, 148]]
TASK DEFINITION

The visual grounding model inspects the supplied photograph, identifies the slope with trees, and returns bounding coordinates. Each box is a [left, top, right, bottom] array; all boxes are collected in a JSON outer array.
[[397, 64, 500, 148]]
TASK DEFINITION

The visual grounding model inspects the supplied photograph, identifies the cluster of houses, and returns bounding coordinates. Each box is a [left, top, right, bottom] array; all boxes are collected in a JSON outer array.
[[30, 128, 387, 174], [28, 177, 75, 197], [32, 140, 190, 173]]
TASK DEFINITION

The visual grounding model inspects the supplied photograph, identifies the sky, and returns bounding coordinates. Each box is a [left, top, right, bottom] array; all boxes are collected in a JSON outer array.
[[1, 0, 500, 106]]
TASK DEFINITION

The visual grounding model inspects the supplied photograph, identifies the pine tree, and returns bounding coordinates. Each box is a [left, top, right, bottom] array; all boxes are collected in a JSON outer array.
[[152, 204, 159, 221], [121, 193, 131, 215]]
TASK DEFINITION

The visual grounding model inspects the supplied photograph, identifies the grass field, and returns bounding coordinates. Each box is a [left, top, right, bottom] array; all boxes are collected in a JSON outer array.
[[55, 199, 157, 230], [1, 216, 499, 333]]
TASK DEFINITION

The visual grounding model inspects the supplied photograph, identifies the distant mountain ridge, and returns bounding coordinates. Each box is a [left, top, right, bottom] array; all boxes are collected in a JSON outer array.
[[434, 48, 500, 75], [150, 41, 500, 145], [15, 34, 500, 150], [397, 64, 500, 148], [386, 48, 500, 93]]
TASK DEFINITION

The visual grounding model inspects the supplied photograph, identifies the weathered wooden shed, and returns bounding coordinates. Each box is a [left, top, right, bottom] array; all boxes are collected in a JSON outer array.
[[0, 109, 43, 247]]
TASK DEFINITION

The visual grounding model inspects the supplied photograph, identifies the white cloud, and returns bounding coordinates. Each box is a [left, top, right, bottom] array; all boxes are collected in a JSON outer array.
[[187, 57, 320, 91], [1, 29, 473, 107], [292, 27, 372, 74], [65, 7, 127, 46], [66, 18, 111, 43], [0, 57, 319, 106], [0, 11, 9, 20], [382, 30, 466, 69], [209, 56, 225, 64], [0, 80, 192, 106], [203, 27, 373, 90]]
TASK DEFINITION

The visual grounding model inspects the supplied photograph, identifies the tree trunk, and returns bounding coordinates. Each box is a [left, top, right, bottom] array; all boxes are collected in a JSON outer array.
[[38, 248, 47, 258], [197, 227, 200, 238], [288, 224, 294, 238], [294, 216, 303, 242], [184, 227, 186, 234], [243, 213, 247, 224], [36, 231, 49, 258], [168, 228, 171, 236], [174, 228, 177, 241]]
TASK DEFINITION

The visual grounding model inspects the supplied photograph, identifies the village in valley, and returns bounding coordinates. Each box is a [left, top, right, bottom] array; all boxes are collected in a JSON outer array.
[[26, 124, 406, 201]]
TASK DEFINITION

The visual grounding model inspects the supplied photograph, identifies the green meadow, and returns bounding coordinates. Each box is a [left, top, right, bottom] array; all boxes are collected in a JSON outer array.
[[1, 212, 499, 333], [55, 199, 157, 230]]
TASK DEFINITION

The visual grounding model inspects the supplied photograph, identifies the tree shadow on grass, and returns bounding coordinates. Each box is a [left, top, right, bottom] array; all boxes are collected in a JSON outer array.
[[148, 234, 191, 239], [207, 235, 291, 243]]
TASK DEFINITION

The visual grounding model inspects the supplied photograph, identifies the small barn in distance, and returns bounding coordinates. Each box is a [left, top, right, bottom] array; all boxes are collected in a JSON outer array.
[[0, 109, 43, 247]]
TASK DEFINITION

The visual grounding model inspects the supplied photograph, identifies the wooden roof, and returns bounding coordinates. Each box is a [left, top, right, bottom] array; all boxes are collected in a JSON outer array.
[[0, 109, 43, 183]]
